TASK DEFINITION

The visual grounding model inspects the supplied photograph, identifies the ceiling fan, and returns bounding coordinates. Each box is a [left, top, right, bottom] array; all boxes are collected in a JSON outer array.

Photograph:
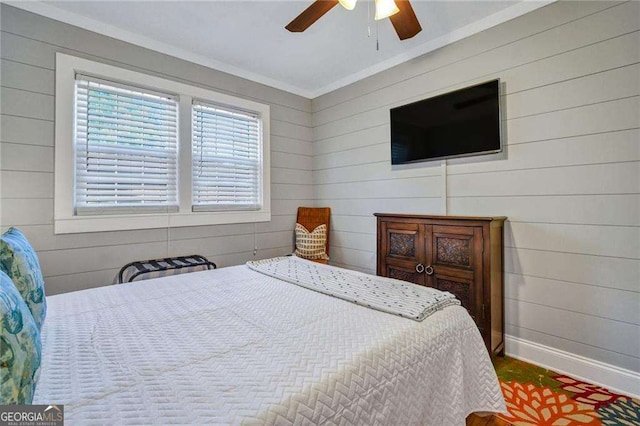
[[286, 0, 422, 41]]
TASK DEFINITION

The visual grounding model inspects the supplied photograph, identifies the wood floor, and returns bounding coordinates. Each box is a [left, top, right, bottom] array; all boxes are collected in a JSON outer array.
[[466, 413, 511, 426]]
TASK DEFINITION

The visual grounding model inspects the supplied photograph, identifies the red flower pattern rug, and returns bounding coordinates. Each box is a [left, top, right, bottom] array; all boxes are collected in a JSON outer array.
[[494, 357, 640, 425]]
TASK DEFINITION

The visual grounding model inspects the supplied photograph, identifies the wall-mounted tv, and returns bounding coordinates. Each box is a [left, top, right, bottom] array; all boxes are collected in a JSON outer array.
[[390, 79, 502, 164]]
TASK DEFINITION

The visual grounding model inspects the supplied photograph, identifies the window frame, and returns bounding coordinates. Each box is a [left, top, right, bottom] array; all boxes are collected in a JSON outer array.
[[55, 53, 270, 234]]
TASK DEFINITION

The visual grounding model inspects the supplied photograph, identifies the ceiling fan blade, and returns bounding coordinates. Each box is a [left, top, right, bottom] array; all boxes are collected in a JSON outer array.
[[389, 0, 422, 40], [286, 0, 340, 32]]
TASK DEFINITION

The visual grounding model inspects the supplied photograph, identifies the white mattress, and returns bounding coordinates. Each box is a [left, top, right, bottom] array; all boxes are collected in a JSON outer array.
[[34, 264, 505, 425]]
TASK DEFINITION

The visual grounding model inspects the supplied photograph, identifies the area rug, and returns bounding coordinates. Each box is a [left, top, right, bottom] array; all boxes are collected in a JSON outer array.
[[494, 357, 640, 425]]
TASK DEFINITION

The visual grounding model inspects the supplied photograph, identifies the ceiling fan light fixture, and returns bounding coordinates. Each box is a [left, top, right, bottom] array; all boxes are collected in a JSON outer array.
[[374, 0, 400, 20], [338, 0, 357, 11]]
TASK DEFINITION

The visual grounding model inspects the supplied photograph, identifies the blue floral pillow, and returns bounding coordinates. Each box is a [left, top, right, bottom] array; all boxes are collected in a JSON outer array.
[[0, 228, 47, 330], [0, 271, 41, 404]]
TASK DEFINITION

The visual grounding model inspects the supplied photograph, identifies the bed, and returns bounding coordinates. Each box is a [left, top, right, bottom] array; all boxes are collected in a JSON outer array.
[[33, 256, 505, 425]]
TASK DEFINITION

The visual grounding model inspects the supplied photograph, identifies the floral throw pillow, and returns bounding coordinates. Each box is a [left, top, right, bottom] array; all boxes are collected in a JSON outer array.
[[0, 228, 47, 330], [0, 271, 41, 404], [294, 223, 329, 260]]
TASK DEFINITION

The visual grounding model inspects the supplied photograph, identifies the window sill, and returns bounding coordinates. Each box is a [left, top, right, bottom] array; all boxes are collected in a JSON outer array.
[[54, 210, 271, 234]]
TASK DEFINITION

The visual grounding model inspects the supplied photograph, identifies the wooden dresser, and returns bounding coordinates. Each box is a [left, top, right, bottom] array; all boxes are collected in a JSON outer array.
[[375, 213, 506, 356]]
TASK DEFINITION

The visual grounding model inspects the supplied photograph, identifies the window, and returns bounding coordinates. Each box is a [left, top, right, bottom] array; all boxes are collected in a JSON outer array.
[[55, 53, 270, 234], [192, 102, 262, 211], [75, 76, 179, 214]]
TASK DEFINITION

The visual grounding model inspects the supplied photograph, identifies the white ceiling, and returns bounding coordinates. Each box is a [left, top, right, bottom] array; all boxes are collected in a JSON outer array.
[[10, 1, 552, 98]]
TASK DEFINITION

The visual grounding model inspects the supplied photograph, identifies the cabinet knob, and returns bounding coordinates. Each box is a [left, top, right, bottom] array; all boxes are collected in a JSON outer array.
[[425, 265, 434, 275], [415, 263, 425, 273]]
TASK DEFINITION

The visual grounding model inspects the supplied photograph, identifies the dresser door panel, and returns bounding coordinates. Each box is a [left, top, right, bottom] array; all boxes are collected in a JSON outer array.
[[380, 222, 426, 286], [385, 222, 423, 261], [430, 226, 477, 270], [386, 264, 425, 285], [428, 225, 484, 328], [434, 273, 481, 329]]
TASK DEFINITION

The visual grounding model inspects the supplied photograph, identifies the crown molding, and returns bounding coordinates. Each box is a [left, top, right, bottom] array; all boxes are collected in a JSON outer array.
[[3, 0, 316, 98], [308, 0, 555, 98], [4, 0, 554, 100]]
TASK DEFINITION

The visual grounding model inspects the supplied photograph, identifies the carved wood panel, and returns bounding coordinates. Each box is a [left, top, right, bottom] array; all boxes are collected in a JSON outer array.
[[389, 268, 424, 286], [435, 236, 470, 267], [436, 278, 471, 312], [388, 267, 422, 285], [436, 276, 482, 330], [389, 232, 416, 258]]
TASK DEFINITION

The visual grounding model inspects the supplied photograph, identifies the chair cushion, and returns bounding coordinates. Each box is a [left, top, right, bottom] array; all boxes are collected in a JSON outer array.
[[0, 228, 47, 330], [294, 223, 329, 260], [0, 270, 41, 404]]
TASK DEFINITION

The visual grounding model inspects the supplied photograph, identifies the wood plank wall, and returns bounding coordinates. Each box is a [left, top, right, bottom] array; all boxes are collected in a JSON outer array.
[[311, 1, 640, 373], [1, 0, 638, 379], [0, 5, 313, 294]]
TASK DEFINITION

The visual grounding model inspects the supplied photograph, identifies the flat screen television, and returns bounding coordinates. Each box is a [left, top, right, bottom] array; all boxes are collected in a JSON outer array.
[[390, 79, 501, 164]]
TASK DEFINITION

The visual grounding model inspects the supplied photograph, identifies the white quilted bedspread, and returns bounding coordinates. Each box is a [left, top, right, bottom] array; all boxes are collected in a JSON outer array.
[[34, 264, 505, 425], [247, 256, 460, 321]]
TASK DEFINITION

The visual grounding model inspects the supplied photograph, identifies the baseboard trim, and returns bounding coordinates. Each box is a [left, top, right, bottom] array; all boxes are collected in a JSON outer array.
[[505, 335, 640, 399]]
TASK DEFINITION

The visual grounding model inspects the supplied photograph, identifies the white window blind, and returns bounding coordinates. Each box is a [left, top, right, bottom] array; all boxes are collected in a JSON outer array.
[[74, 75, 179, 215], [192, 101, 262, 211]]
